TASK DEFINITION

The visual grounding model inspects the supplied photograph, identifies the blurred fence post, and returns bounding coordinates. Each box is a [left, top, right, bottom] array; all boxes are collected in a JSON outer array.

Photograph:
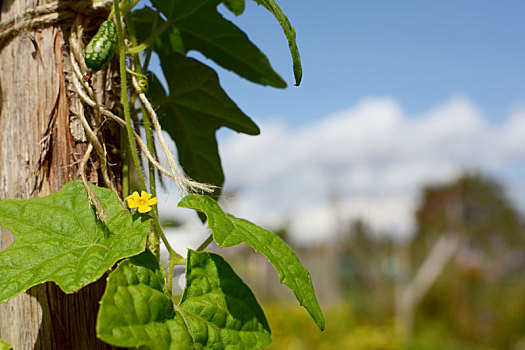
[[396, 234, 460, 337]]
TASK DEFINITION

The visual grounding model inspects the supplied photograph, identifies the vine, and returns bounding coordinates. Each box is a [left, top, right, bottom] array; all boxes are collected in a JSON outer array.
[[0, 0, 324, 348]]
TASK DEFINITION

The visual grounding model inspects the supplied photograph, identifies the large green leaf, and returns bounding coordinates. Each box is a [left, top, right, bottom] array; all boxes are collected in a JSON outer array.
[[0, 338, 12, 350], [0, 181, 150, 303], [178, 195, 326, 331], [150, 53, 259, 193], [251, 0, 302, 85], [97, 249, 271, 349], [150, 0, 286, 88]]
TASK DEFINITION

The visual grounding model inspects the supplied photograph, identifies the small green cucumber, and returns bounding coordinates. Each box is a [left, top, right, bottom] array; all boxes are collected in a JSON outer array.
[[84, 20, 117, 72]]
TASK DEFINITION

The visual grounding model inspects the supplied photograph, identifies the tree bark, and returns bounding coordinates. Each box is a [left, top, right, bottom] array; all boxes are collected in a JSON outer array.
[[0, 1, 119, 348]]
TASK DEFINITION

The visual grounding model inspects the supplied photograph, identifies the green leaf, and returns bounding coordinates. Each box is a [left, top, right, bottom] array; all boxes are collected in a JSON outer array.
[[151, 53, 259, 193], [97, 249, 271, 349], [178, 195, 326, 330], [222, 0, 246, 15], [0, 181, 150, 303], [131, 7, 185, 57], [151, 0, 286, 88], [251, 0, 302, 85], [0, 338, 12, 350]]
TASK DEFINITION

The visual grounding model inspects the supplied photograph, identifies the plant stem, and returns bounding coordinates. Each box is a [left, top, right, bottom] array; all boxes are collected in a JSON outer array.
[[114, 1, 185, 294], [196, 233, 214, 252], [142, 44, 154, 73], [120, 129, 129, 197], [167, 263, 174, 293], [150, 210, 181, 258], [127, 15, 161, 260], [113, 0, 146, 191], [126, 19, 155, 194]]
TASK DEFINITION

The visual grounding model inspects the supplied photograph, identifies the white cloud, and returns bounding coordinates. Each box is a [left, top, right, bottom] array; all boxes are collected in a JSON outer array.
[[214, 96, 525, 244], [157, 96, 525, 248]]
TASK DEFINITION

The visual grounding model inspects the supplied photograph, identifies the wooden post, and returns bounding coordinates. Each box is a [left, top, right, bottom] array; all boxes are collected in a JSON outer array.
[[0, 1, 119, 348], [395, 188, 464, 338]]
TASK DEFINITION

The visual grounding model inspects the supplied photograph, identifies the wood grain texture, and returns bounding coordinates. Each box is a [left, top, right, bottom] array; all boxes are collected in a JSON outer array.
[[0, 1, 120, 348]]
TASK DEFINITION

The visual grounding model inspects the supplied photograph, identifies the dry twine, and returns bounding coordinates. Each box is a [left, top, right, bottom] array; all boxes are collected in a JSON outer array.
[[65, 12, 215, 196]]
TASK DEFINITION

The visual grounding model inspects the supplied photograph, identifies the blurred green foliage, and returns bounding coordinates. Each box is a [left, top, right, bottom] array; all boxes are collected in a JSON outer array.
[[264, 300, 525, 350], [264, 302, 401, 350], [412, 174, 525, 349]]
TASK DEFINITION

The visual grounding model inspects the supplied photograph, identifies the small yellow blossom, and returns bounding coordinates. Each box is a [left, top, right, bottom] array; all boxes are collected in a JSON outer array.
[[126, 191, 157, 213]]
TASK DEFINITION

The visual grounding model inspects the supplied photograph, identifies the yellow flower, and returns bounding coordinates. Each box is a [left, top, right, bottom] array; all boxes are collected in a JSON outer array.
[[126, 191, 157, 213]]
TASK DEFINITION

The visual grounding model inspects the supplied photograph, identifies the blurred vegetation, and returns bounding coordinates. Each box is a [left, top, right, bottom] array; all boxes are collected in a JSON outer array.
[[217, 174, 525, 349], [411, 175, 525, 349], [264, 301, 401, 350], [263, 301, 478, 350]]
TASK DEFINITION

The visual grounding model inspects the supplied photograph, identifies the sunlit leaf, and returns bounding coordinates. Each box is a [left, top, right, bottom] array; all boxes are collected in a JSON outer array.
[[251, 0, 302, 85], [0, 338, 12, 350], [150, 0, 286, 87], [97, 249, 271, 349], [178, 195, 326, 330], [0, 181, 150, 303]]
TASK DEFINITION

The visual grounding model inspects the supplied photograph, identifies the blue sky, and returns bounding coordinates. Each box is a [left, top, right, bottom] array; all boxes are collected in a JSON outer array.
[[210, 1, 525, 126], [140, 0, 525, 125]]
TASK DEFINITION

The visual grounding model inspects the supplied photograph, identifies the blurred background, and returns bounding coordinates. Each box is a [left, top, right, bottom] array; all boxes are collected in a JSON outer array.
[[148, 1, 525, 349]]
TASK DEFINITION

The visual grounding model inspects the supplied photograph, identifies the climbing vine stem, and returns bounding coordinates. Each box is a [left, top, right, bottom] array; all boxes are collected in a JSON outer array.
[[120, 130, 130, 197], [126, 14, 161, 260], [196, 234, 214, 252], [113, 0, 145, 191], [113, 0, 179, 275]]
